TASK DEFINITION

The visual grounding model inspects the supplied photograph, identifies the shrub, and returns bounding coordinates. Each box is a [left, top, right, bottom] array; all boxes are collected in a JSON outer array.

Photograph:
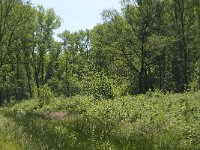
[[92, 74, 114, 100], [38, 85, 54, 107]]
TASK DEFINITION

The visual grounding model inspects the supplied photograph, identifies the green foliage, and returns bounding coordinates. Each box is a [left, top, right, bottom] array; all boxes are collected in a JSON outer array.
[[91, 74, 115, 100], [1, 0, 200, 149], [1, 91, 200, 150], [38, 85, 54, 107], [190, 60, 200, 91], [61, 75, 81, 97], [1, 0, 200, 104], [47, 76, 81, 97]]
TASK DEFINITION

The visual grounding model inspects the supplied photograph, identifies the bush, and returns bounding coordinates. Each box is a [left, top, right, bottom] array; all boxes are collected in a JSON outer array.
[[92, 74, 114, 100], [38, 85, 54, 107]]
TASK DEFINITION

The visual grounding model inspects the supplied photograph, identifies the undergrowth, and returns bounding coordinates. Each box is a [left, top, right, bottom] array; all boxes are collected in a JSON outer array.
[[0, 113, 36, 150], [1, 91, 200, 150]]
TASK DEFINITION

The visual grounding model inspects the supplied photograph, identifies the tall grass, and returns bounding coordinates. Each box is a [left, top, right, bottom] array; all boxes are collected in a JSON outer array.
[[0, 113, 37, 150]]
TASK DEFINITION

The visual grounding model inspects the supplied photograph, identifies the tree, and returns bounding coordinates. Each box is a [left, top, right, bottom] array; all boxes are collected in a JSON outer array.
[[0, 0, 35, 103], [32, 6, 61, 88]]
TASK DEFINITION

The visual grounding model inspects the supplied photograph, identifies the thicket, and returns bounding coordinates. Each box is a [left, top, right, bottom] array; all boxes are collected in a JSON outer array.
[[1, 91, 200, 150]]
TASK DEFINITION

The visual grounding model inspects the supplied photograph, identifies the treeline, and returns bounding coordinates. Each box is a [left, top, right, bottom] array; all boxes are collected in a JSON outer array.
[[0, 0, 200, 104]]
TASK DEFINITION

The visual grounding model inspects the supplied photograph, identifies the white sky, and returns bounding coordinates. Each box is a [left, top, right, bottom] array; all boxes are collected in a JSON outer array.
[[31, 0, 121, 34]]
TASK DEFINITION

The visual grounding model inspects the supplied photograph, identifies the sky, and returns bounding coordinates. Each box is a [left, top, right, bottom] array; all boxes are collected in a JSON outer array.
[[30, 0, 121, 34]]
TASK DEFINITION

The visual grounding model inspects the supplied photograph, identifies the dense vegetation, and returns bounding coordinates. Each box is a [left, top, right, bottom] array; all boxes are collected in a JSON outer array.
[[0, 0, 200, 149], [0, 0, 200, 104], [0, 91, 200, 149]]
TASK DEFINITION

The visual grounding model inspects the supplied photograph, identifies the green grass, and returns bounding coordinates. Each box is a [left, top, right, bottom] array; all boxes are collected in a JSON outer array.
[[0, 114, 21, 150], [0, 113, 37, 150], [1, 91, 200, 150], [0, 129, 17, 150]]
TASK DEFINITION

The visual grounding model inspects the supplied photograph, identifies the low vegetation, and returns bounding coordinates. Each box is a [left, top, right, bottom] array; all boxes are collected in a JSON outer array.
[[1, 91, 200, 150], [0, 0, 200, 149], [0, 114, 36, 150]]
